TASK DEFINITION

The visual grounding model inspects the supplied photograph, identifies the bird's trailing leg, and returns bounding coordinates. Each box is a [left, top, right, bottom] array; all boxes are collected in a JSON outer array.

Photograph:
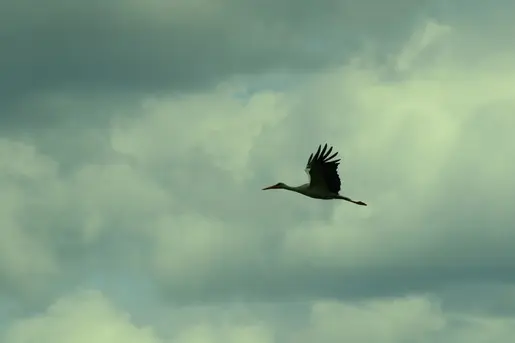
[[337, 195, 367, 206]]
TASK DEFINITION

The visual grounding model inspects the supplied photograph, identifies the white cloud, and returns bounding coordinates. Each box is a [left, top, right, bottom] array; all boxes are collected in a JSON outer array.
[[297, 296, 445, 343], [3, 290, 161, 343], [295, 296, 515, 343], [0, 139, 59, 292], [5, 290, 515, 343], [173, 322, 273, 343], [110, 86, 289, 180]]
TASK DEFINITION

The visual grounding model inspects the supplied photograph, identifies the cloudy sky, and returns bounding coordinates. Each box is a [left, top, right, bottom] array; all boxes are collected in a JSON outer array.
[[1, 0, 515, 342]]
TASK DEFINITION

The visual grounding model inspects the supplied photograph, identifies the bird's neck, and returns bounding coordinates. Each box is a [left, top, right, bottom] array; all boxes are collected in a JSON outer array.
[[282, 184, 307, 192]]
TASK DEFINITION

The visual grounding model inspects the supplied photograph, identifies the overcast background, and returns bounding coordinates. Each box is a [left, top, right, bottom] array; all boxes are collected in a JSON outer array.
[[1, 0, 515, 342]]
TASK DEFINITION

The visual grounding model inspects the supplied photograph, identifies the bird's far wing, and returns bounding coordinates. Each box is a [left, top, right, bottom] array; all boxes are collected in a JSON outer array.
[[305, 149, 322, 184], [304, 152, 314, 178], [306, 144, 342, 193]]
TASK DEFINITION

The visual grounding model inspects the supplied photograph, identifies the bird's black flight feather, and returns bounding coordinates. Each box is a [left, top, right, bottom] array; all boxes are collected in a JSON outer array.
[[306, 143, 342, 193]]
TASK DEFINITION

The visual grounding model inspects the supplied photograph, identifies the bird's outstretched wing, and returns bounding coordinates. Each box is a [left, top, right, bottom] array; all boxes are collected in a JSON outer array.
[[305, 143, 342, 193]]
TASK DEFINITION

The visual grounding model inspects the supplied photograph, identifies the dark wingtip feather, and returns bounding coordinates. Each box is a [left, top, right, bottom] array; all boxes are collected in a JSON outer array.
[[324, 146, 333, 159], [327, 151, 338, 161], [322, 143, 328, 155], [315, 145, 322, 159], [307, 153, 314, 165], [307, 143, 341, 166]]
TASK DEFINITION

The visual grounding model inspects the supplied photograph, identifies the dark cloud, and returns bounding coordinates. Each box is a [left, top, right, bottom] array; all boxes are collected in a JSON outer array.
[[0, 0, 435, 127]]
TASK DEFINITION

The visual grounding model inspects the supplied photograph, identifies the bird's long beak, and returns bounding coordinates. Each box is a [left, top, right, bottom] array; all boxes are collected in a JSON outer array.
[[262, 185, 277, 190]]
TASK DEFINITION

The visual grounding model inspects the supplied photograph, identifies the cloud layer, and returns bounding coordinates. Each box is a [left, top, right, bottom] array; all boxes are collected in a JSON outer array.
[[4, 290, 515, 343], [1, 0, 515, 342]]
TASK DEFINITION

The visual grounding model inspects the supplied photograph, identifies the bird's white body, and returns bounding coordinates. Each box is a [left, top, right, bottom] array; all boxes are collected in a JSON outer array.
[[262, 144, 367, 206], [286, 183, 340, 199]]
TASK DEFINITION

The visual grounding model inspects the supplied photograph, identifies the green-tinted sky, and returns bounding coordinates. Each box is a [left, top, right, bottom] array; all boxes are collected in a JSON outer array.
[[1, 0, 515, 342]]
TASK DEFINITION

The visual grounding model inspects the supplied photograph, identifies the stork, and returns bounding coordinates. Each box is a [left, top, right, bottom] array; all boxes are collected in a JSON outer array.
[[262, 144, 367, 205]]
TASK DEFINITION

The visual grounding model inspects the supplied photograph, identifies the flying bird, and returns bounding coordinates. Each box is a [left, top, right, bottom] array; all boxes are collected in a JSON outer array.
[[262, 144, 367, 205]]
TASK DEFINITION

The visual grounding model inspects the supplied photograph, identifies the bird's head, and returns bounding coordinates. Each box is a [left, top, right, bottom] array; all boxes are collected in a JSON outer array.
[[262, 182, 286, 190]]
